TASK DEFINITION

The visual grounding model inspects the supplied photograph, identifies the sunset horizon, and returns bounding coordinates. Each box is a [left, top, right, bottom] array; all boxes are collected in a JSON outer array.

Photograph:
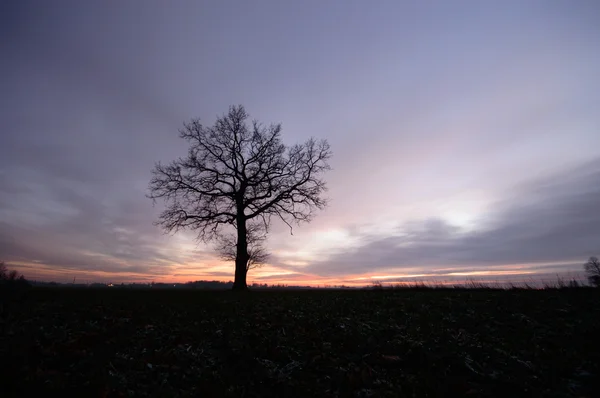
[[9, 257, 589, 288]]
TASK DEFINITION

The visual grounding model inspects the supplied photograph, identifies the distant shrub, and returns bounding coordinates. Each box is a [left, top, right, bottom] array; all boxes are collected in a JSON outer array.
[[583, 257, 600, 287], [568, 279, 580, 288], [541, 276, 586, 290], [410, 281, 432, 289], [0, 261, 31, 289]]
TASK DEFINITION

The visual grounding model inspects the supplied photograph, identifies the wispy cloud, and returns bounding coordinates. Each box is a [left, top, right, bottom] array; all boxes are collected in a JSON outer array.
[[285, 159, 600, 277]]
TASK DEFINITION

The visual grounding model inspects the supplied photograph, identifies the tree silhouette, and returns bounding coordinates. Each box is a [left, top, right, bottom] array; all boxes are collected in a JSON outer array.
[[584, 256, 600, 287], [148, 105, 332, 290]]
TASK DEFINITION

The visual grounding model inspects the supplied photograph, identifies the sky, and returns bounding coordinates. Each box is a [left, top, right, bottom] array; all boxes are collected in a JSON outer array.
[[1, 0, 599, 286]]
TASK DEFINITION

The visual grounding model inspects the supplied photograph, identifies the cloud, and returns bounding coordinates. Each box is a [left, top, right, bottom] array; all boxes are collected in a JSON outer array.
[[295, 158, 600, 276], [252, 272, 307, 281], [0, 168, 217, 277], [172, 271, 233, 278]]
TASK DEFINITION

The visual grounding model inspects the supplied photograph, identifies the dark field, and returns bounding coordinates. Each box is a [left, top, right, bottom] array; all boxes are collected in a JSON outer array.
[[1, 288, 599, 397]]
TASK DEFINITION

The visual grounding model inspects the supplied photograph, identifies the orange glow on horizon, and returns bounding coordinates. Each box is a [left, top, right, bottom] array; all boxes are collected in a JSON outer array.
[[7, 257, 585, 287]]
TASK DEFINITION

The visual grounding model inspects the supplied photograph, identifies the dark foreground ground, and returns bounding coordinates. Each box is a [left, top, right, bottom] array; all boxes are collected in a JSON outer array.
[[1, 287, 599, 397]]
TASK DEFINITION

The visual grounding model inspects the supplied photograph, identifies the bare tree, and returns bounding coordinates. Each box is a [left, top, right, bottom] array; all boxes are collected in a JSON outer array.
[[584, 256, 600, 287], [148, 105, 332, 290]]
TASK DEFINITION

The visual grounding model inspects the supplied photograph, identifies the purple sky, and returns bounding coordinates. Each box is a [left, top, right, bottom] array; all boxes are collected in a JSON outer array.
[[1, 1, 599, 285]]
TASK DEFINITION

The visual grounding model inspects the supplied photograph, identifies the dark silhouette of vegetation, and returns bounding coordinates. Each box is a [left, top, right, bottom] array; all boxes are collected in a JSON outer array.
[[148, 105, 332, 290], [584, 256, 600, 287], [1, 261, 31, 327], [0, 261, 30, 289], [375, 277, 587, 290]]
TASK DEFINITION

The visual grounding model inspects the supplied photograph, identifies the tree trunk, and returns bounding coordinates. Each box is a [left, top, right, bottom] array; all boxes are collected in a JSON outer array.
[[232, 260, 247, 290], [232, 214, 249, 291]]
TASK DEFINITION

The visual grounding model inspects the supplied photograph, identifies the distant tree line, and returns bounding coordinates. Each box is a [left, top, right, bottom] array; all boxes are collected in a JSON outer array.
[[24, 279, 316, 290]]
